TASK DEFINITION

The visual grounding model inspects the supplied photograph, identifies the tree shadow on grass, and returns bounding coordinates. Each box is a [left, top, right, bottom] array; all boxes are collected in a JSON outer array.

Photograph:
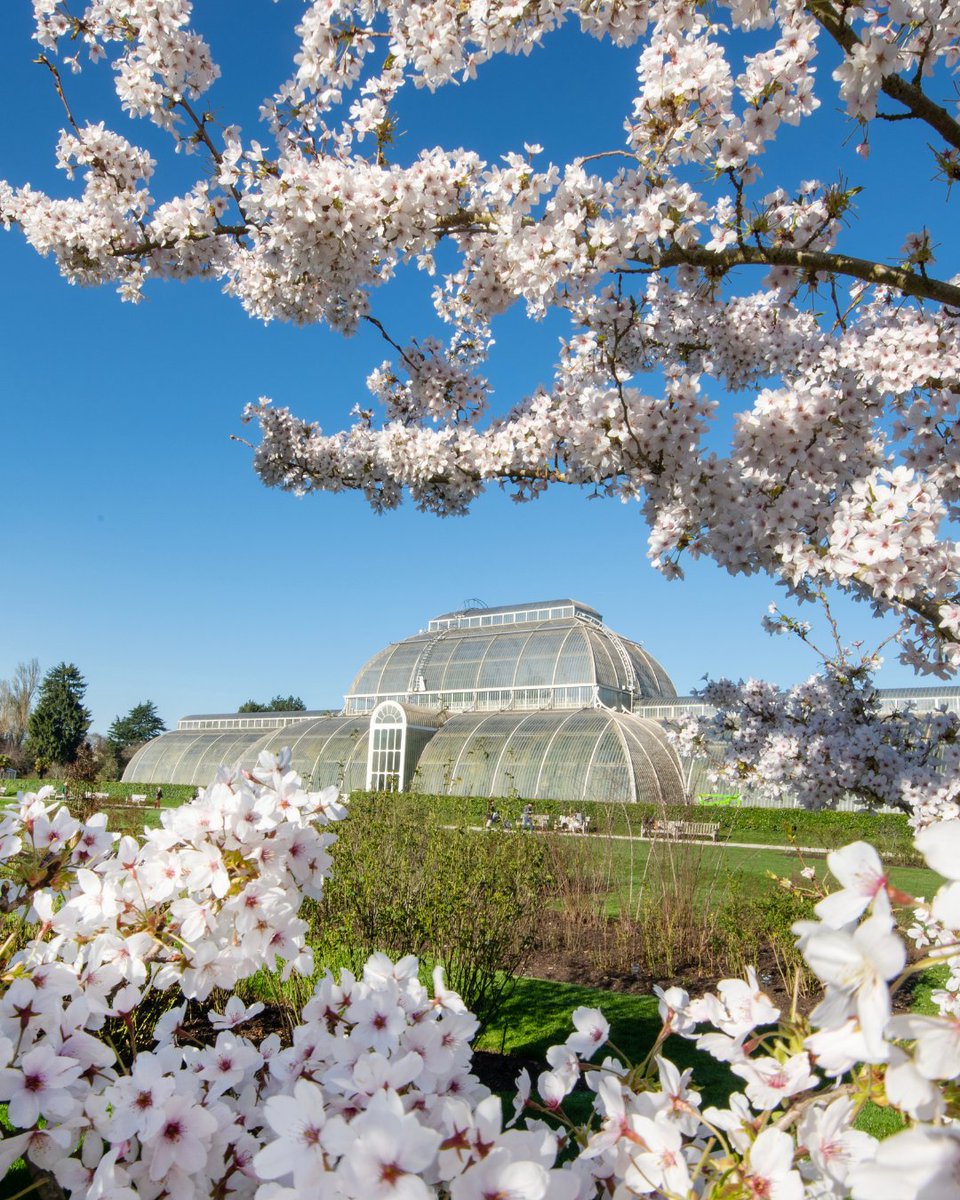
[[477, 975, 735, 1108]]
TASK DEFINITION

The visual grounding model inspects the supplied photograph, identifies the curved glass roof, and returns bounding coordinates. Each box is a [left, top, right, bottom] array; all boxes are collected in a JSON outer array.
[[124, 715, 371, 790], [346, 611, 676, 713], [123, 729, 266, 786], [412, 708, 686, 805], [239, 715, 370, 792]]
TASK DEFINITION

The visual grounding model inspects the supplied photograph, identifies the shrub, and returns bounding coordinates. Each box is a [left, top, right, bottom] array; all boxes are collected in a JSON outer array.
[[307, 793, 549, 1030]]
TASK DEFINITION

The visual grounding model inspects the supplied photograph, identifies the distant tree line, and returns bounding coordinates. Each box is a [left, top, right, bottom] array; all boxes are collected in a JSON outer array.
[[238, 695, 306, 713], [0, 659, 166, 781], [0, 663, 312, 781]]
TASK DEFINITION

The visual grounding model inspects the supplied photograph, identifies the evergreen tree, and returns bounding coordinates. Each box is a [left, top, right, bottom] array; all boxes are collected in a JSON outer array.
[[107, 701, 166, 754], [27, 663, 91, 768]]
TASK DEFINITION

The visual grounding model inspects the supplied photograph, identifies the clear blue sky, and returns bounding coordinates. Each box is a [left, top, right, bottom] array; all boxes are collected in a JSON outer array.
[[1, 3, 953, 733]]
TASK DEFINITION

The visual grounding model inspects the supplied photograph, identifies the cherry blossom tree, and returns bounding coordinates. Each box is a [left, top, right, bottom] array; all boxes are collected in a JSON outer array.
[[3, 0, 960, 813], [7, 13, 960, 1189]]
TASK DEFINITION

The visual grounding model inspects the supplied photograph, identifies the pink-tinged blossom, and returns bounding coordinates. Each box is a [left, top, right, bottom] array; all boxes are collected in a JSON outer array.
[[798, 1095, 877, 1189], [0, 1044, 83, 1128], [798, 912, 906, 1057], [451, 1155, 550, 1200], [565, 1006, 610, 1058], [652, 1055, 701, 1135], [653, 985, 695, 1036], [327, 1090, 442, 1200], [536, 1068, 570, 1110], [687, 967, 779, 1037], [815, 842, 890, 928], [196, 1031, 262, 1097], [143, 1091, 219, 1182], [107, 1053, 179, 1142], [620, 1114, 692, 1197], [208, 995, 265, 1031], [743, 1127, 804, 1200], [346, 983, 408, 1054], [731, 1051, 817, 1110], [509, 1068, 531, 1128], [254, 1079, 331, 1192]]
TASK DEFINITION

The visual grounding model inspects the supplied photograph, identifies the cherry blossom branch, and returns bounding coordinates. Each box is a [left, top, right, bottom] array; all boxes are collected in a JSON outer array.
[[172, 96, 247, 214], [896, 593, 960, 646], [637, 244, 960, 308], [806, 0, 960, 151], [361, 314, 417, 371]]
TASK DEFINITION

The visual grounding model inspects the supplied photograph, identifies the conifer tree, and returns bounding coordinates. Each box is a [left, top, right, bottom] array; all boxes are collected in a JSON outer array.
[[107, 701, 166, 755], [27, 663, 91, 768]]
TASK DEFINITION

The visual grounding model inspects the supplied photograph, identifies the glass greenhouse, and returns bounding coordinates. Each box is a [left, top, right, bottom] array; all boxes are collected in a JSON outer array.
[[123, 714, 369, 791], [123, 598, 960, 806]]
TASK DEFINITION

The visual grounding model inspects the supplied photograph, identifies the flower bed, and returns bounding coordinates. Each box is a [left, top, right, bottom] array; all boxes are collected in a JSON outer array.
[[0, 761, 958, 1199]]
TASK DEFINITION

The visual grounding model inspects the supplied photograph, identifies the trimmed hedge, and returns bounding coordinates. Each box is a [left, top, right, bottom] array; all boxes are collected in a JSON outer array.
[[1, 777, 916, 862], [350, 791, 918, 863], [0, 777, 196, 807]]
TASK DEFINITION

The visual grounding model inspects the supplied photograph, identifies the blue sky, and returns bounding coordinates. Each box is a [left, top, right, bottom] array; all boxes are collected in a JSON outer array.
[[1, 3, 953, 734]]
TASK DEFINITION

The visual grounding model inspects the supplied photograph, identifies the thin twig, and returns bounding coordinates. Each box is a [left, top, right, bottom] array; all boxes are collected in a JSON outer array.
[[34, 55, 82, 135]]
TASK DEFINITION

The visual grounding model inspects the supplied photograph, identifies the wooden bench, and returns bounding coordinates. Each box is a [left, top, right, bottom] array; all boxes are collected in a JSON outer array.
[[648, 819, 721, 841], [556, 813, 591, 834]]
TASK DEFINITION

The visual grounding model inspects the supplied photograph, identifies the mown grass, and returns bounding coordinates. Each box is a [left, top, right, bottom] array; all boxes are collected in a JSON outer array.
[[475, 975, 735, 1107], [477, 969, 948, 1139], [528, 833, 940, 975], [585, 837, 940, 914]]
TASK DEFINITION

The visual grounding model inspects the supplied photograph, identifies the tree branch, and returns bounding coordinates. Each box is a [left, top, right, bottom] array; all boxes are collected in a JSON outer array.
[[34, 55, 82, 136], [639, 243, 960, 308], [172, 96, 248, 215], [807, 0, 960, 151]]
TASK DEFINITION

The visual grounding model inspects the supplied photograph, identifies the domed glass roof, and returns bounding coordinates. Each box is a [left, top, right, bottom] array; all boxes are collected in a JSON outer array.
[[345, 600, 675, 714]]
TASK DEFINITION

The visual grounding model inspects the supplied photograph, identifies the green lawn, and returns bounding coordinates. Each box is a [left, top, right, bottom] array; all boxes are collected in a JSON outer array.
[[552, 835, 941, 916], [475, 974, 736, 1120], [475, 968, 947, 1137]]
